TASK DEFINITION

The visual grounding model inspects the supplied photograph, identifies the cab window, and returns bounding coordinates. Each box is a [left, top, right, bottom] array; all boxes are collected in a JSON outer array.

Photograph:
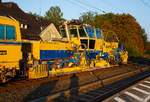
[[85, 27, 95, 38], [70, 27, 78, 38], [96, 29, 102, 39], [6, 26, 15, 40], [0, 25, 5, 39], [0, 25, 16, 40], [60, 28, 67, 38], [79, 26, 87, 37]]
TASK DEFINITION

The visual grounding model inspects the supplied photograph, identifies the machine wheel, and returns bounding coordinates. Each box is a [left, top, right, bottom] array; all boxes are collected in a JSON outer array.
[[1, 73, 7, 83]]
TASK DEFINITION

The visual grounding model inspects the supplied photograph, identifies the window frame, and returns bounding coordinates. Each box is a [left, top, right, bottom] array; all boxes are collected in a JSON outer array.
[[84, 27, 96, 38], [60, 27, 67, 38], [78, 26, 87, 38], [69, 26, 78, 38]]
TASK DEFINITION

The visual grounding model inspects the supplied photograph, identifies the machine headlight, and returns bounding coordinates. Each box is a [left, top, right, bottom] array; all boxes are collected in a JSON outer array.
[[71, 43, 77, 48], [72, 43, 75, 47]]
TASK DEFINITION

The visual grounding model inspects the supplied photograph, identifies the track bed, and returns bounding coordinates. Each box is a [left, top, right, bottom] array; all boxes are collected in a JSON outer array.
[[0, 62, 149, 102]]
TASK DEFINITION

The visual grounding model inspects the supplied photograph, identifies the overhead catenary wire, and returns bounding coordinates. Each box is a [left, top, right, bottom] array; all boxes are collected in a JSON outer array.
[[39, 0, 42, 16], [67, 0, 95, 12], [100, 0, 124, 13], [74, 0, 106, 13], [140, 0, 150, 8]]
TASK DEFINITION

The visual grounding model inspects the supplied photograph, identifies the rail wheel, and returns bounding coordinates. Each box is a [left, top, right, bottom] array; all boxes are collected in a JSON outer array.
[[1, 73, 7, 83]]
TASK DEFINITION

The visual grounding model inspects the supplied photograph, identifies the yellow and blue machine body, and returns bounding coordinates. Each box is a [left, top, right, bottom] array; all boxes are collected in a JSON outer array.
[[0, 16, 128, 82], [24, 38, 75, 79], [59, 22, 128, 67], [0, 16, 75, 80], [59, 24, 110, 68], [31, 41, 73, 61], [0, 16, 22, 82]]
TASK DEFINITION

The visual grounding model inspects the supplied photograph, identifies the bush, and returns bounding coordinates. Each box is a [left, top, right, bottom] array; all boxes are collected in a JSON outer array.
[[126, 45, 142, 57]]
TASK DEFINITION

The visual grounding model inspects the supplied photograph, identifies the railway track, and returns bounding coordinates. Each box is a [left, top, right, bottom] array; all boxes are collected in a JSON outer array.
[[0, 61, 150, 102], [31, 64, 150, 102], [104, 74, 150, 102], [0, 64, 131, 93]]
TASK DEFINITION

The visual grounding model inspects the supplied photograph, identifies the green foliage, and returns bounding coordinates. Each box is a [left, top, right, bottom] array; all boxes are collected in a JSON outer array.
[[140, 28, 147, 47], [44, 6, 63, 26], [79, 12, 114, 28], [28, 12, 43, 19], [94, 13, 114, 28], [79, 12, 96, 26], [79, 12, 148, 57], [102, 30, 117, 42], [126, 44, 141, 57], [146, 51, 150, 55]]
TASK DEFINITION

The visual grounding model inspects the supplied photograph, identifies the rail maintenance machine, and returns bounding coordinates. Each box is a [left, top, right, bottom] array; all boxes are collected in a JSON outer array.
[[59, 20, 128, 67], [0, 16, 128, 83]]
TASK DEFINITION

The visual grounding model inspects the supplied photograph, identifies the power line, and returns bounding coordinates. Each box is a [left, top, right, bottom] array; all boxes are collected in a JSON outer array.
[[74, 0, 106, 13], [39, 0, 42, 16], [100, 0, 124, 13], [140, 0, 150, 8], [67, 0, 94, 12]]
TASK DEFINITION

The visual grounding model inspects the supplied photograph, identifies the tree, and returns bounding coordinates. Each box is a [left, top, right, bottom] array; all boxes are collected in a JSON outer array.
[[79, 12, 148, 57], [101, 14, 146, 55], [28, 12, 43, 19], [94, 13, 114, 28], [79, 12, 114, 28], [79, 12, 96, 26], [45, 6, 63, 26]]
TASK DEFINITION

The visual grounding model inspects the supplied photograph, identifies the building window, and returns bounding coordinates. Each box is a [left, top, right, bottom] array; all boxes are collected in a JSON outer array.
[[20, 24, 28, 29], [40, 27, 43, 31], [0, 24, 16, 40], [20, 24, 23, 28], [24, 25, 27, 29]]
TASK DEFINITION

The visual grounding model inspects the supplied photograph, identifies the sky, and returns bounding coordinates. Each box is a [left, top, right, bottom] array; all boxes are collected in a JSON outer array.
[[3, 0, 150, 41]]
